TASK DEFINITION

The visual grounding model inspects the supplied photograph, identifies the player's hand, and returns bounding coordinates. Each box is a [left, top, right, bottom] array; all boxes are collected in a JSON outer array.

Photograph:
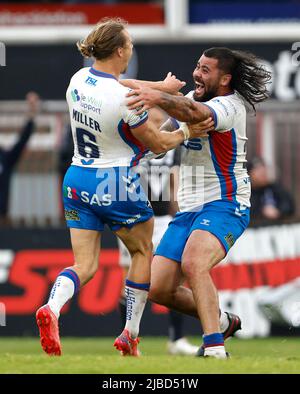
[[262, 204, 280, 220], [188, 117, 215, 138], [161, 72, 186, 95], [126, 87, 161, 114], [26, 91, 41, 119]]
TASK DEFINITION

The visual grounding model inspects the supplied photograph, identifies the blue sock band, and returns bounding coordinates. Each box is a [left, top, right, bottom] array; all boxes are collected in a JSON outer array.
[[203, 333, 224, 348], [125, 279, 150, 291], [59, 269, 80, 294]]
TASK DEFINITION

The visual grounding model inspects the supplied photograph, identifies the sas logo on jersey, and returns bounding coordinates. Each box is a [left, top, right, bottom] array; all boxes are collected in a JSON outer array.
[[71, 89, 80, 102], [64, 186, 112, 207], [85, 76, 97, 86]]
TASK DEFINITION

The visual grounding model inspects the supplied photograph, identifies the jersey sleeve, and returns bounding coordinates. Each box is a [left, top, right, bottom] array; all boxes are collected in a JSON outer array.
[[203, 96, 238, 132], [126, 109, 149, 129], [121, 88, 149, 128]]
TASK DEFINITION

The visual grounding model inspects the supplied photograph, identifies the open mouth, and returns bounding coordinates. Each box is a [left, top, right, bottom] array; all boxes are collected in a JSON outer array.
[[195, 81, 205, 96]]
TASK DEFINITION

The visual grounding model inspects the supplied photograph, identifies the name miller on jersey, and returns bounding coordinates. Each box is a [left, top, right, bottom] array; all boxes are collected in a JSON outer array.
[[72, 109, 101, 133]]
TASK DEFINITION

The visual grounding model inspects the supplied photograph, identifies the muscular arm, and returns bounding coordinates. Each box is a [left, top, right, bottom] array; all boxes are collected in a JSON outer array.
[[127, 88, 212, 123], [159, 118, 177, 132], [121, 79, 166, 91], [131, 120, 185, 155], [158, 92, 211, 123], [120, 72, 186, 95]]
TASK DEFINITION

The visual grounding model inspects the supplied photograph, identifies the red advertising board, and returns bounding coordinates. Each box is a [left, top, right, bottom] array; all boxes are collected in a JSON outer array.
[[0, 3, 164, 26]]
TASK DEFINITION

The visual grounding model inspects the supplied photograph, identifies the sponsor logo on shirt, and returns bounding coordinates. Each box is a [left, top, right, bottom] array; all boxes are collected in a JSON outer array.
[[200, 219, 210, 226], [224, 232, 235, 248], [71, 89, 80, 102], [113, 214, 141, 226], [64, 186, 112, 207], [182, 138, 203, 151], [71, 88, 102, 114], [85, 76, 97, 86], [64, 209, 80, 221]]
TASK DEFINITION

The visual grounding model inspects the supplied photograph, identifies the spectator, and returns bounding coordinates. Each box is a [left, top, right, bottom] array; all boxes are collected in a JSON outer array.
[[248, 157, 295, 223], [0, 92, 40, 221]]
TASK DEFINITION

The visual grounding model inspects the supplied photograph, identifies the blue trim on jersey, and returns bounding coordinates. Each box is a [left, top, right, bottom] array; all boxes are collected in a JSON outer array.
[[229, 128, 238, 203], [126, 279, 150, 291], [202, 103, 218, 128], [130, 114, 148, 128], [89, 68, 118, 81], [209, 135, 227, 200]]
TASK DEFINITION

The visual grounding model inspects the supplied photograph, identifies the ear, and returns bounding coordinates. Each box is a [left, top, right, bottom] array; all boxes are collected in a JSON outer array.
[[116, 47, 123, 58], [220, 74, 232, 87]]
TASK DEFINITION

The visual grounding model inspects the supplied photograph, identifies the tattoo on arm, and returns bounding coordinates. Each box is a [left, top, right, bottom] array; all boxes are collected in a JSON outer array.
[[159, 93, 210, 123]]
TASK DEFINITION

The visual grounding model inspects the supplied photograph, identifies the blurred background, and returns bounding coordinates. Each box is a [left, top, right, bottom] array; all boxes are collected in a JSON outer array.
[[0, 0, 300, 340]]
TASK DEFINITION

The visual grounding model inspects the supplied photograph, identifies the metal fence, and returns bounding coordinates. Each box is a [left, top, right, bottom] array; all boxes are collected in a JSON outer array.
[[0, 99, 299, 226]]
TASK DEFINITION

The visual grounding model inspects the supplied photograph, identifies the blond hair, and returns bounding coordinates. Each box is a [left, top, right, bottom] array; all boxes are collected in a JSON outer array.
[[77, 17, 128, 60]]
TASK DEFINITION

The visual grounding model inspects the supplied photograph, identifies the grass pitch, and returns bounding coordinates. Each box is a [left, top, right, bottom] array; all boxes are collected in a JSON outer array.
[[0, 337, 300, 374]]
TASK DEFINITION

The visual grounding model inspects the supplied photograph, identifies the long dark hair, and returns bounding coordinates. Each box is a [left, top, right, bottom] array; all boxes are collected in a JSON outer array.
[[204, 47, 272, 111]]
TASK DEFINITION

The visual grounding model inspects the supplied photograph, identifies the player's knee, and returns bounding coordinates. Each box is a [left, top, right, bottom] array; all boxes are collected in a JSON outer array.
[[130, 239, 153, 259], [140, 239, 153, 257], [149, 283, 171, 306], [182, 258, 210, 279]]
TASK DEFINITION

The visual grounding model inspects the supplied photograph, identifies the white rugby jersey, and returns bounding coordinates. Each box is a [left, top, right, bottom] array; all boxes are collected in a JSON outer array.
[[175, 91, 251, 211], [66, 67, 149, 168]]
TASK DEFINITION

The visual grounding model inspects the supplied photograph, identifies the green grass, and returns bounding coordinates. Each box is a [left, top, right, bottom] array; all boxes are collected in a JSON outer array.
[[0, 337, 300, 374]]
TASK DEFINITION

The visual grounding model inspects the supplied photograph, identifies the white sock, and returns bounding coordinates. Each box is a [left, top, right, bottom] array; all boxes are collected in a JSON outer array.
[[219, 311, 229, 332], [125, 285, 148, 339], [204, 345, 227, 359], [47, 270, 79, 318]]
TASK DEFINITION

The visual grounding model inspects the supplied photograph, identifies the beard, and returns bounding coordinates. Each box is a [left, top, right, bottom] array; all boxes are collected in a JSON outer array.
[[193, 82, 218, 102]]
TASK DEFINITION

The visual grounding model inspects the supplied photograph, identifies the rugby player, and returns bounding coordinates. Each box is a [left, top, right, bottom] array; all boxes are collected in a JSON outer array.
[[35, 18, 204, 357], [127, 47, 271, 358]]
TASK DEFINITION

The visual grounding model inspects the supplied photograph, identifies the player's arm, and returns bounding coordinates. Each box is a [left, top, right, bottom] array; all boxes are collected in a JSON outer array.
[[120, 72, 186, 95], [130, 120, 199, 155], [159, 118, 178, 132], [161, 116, 214, 135], [127, 87, 212, 123]]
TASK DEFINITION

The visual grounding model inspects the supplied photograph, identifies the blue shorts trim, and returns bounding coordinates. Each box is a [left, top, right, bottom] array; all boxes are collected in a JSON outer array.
[[155, 200, 250, 263], [63, 165, 153, 232]]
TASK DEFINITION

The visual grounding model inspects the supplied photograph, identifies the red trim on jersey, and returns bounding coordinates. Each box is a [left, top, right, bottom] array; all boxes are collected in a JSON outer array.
[[121, 122, 147, 167], [210, 130, 235, 201]]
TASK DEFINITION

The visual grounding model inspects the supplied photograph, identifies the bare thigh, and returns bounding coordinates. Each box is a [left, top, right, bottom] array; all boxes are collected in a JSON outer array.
[[182, 229, 225, 275]]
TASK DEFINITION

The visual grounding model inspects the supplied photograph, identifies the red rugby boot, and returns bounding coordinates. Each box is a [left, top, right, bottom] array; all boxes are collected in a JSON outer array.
[[36, 305, 62, 356]]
